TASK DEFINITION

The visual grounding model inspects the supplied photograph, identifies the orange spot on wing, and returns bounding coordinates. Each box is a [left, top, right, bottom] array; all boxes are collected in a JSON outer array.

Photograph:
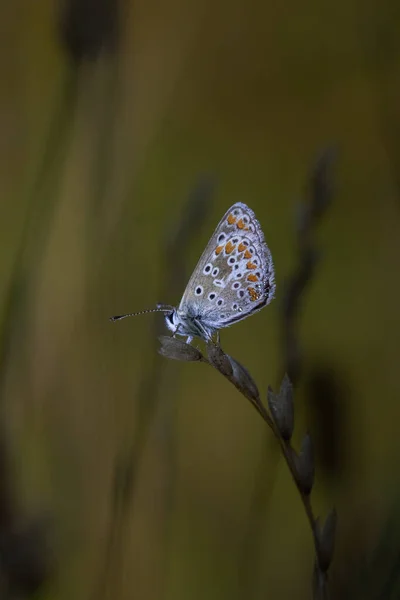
[[225, 241, 236, 254], [244, 249, 252, 259], [215, 245, 223, 255], [248, 287, 259, 301], [238, 242, 246, 252], [246, 261, 256, 270], [227, 213, 236, 225], [237, 218, 245, 229], [247, 274, 259, 282]]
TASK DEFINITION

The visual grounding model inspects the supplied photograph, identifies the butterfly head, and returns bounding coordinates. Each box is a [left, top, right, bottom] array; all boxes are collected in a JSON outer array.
[[164, 308, 180, 334], [164, 307, 215, 342]]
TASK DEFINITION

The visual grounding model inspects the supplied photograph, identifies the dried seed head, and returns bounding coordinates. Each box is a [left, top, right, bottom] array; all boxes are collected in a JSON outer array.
[[267, 373, 294, 440], [158, 336, 203, 362], [206, 343, 233, 377], [294, 433, 314, 495], [317, 508, 337, 572]]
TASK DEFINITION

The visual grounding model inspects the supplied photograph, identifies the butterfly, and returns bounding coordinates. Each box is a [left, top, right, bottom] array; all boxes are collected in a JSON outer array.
[[110, 202, 275, 344]]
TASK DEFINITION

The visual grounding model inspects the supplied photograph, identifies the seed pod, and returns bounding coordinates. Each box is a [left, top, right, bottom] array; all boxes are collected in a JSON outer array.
[[206, 343, 233, 377], [158, 336, 203, 362], [317, 508, 337, 572], [294, 434, 314, 495], [229, 357, 260, 404]]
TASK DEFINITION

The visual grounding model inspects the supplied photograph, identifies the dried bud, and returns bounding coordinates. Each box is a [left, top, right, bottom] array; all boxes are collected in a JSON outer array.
[[310, 147, 336, 218], [158, 336, 203, 362], [0, 514, 54, 595], [317, 508, 337, 572], [206, 343, 233, 377], [59, 0, 119, 63], [267, 374, 294, 440], [294, 434, 314, 494], [229, 357, 260, 403]]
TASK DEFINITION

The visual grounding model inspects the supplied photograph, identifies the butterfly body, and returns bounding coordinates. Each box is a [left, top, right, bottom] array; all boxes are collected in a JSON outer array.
[[111, 202, 275, 344]]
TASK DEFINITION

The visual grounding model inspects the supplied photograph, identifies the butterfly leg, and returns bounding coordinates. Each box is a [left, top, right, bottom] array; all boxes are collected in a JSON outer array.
[[172, 323, 183, 338], [172, 323, 193, 345]]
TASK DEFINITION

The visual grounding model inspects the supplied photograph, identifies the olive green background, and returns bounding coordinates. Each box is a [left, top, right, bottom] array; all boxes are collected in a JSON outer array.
[[1, 1, 400, 599]]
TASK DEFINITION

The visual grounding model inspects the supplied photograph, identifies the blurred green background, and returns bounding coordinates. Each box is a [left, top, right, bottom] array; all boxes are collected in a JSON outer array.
[[1, 0, 400, 598]]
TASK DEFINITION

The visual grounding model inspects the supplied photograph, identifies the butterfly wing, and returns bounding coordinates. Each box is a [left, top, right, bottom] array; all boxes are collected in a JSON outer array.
[[178, 202, 275, 329]]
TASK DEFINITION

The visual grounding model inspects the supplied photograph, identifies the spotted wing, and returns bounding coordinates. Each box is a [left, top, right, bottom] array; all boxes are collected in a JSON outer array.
[[178, 202, 275, 328]]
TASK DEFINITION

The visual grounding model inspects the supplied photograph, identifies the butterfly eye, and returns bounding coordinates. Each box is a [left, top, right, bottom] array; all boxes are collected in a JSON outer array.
[[195, 286, 204, 296]]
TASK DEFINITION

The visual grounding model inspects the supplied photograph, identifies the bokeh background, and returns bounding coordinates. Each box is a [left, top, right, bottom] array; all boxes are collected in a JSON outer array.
[[1, 0, 400, 598]]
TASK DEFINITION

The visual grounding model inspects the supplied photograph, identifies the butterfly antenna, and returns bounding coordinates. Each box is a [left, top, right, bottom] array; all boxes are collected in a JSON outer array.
[[109, 305, 174, 322]]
